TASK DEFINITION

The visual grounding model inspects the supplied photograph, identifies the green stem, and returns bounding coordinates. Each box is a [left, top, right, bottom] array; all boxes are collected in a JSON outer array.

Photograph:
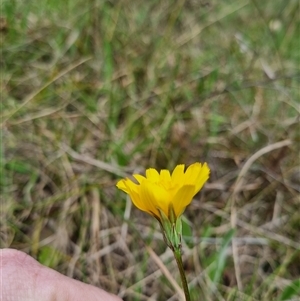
[[173, 247, 191, 301]]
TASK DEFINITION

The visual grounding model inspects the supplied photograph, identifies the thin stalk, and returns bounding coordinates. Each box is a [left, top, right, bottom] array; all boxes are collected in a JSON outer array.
[[173, 247, 191, 301]]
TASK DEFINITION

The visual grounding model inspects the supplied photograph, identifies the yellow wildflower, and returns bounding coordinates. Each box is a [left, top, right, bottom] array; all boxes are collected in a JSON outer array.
[[116, 162, 210, 221]]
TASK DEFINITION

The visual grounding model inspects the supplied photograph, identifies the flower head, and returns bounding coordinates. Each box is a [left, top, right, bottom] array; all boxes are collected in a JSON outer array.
[[116, 162, 210, 221]]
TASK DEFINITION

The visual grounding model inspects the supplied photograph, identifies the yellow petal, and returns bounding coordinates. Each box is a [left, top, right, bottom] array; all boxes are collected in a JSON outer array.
[[171, 164, 185, 184], [118, 179, 156, 215], [116, 179, 131, 193], [184, 162, 202, 186], [194, 162, 210, 193], [160, 169, 171, 182], [117, 179, 150, 213], [171, 185, 195, 217], [139, 182, 161, 217], [128, 188, 151, 213], [146, 168, 160, 181], [133, 174, 146, 183], [122, 178, 139, 193]]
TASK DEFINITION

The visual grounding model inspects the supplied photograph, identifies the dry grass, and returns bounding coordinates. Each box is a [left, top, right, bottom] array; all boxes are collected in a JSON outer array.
[[1, 0, 300, 300]]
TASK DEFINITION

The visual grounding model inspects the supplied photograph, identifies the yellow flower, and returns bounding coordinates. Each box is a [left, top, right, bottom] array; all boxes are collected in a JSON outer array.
[[116, 162, 210, 221]]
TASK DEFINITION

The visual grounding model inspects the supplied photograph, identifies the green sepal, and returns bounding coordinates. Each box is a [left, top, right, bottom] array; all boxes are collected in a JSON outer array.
[[168, 203, 177, 224], [157, 208, 173, 248], [175, 216, 182, 235], [173, 217, 182, 249], [157, 206, 182, 250]]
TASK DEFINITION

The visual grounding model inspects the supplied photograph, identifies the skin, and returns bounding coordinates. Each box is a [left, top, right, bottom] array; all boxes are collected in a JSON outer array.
[[1, 248, 123, 301]]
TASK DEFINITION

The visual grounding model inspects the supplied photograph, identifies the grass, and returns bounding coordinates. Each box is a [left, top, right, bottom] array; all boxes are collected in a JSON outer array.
[[1, 0, 300, 300]]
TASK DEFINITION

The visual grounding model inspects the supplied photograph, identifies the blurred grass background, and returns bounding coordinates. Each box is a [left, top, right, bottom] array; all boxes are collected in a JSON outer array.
[[1, 0, 300, 300]]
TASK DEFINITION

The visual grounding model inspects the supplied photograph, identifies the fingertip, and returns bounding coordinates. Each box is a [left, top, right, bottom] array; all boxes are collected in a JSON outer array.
[[1, 248, 123, 301]]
